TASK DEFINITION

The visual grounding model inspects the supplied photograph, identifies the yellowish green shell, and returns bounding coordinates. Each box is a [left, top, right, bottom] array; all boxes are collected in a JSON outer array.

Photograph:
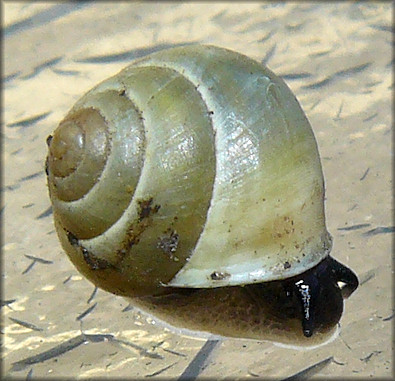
[[47, 44, 331, 297]]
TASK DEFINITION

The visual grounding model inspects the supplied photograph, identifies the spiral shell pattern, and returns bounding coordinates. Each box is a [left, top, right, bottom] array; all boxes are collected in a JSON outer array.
[[47, 45, 331, 297]]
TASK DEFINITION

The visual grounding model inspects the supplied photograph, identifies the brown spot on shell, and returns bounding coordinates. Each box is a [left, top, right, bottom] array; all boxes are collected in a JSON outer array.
[[272, 214, 296, 241], [284, 261, 291, 269], [137, 197, 161, 222], [157, 230, 179, 259], [44, 156, 49, 176], [46, 135, 53, 146], [81, 248, 112, 270], [117, 197, 161, 258], [67, 231, 79, 247], [123, 221, 149, 251], [210, 271, 231, 281], [66, 230, 113, 271]]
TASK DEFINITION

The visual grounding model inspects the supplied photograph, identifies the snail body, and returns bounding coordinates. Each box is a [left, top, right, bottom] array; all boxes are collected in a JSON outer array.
[[46, 45, 358, 346]]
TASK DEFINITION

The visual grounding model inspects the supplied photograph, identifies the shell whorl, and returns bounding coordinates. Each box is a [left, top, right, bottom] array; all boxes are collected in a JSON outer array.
[[48, 62, 216, 296], [47, 45, 331, 297]]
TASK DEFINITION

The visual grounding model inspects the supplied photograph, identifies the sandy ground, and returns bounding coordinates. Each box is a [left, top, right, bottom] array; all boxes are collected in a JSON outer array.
[[2, 2, 393, 379]]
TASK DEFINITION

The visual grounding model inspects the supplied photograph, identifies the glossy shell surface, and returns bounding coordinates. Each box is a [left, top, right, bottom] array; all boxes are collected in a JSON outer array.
[[47, 44, 332, 297]]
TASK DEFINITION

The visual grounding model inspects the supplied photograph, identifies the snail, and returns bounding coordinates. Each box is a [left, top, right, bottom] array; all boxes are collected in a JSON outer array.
[[46, 44, 358, 346]]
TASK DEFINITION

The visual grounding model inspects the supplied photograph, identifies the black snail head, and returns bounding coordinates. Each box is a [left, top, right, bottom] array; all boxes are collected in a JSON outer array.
[[129, 256, 359, 347], [289, 256, 359, 337]]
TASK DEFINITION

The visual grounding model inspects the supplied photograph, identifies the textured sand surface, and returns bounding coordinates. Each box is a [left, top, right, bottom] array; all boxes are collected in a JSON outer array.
[[3, 2, 392, 379]]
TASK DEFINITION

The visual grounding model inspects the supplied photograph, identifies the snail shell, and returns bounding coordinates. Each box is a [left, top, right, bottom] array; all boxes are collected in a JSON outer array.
[[46, 45, 358, 346]]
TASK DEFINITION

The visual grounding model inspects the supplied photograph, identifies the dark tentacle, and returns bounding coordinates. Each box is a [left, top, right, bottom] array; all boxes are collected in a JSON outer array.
[[326, 256, 359, 298]]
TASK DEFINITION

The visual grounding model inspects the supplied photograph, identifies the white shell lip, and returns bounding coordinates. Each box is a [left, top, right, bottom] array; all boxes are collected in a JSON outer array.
[[167, 234, 332, 288]]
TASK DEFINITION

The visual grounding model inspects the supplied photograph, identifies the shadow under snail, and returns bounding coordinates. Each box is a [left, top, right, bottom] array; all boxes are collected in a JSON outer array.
[[45, 44, 358, 347]]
